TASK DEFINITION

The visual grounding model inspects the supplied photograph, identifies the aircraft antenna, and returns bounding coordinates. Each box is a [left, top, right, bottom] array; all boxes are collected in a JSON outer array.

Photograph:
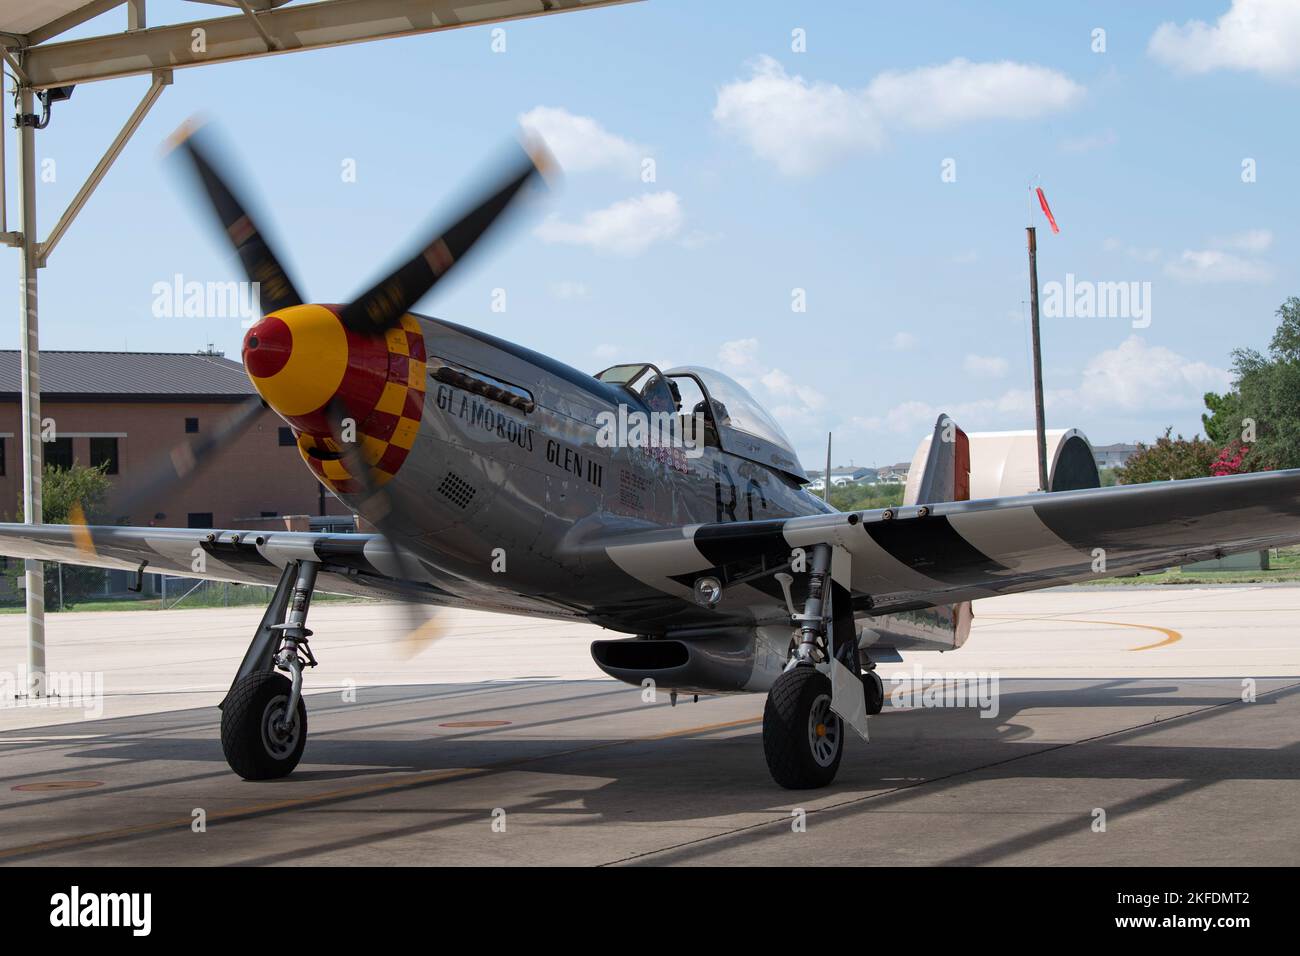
[[823, 432, 832, 504]]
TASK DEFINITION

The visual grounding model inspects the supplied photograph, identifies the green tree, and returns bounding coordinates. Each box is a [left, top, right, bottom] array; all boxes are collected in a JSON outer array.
[[9, 464, 114, 607], [16, 463, 113, 525], [1115, 428, 1218, 484], [829, 482, 905, 511], [1203, 296, 1300, 471], [1201, 388, 1242, 446]]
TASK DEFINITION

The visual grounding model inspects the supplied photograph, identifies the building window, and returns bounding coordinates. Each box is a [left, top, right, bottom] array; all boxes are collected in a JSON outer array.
[[44, 436, 73, 471], [89, 437, 119, 475], [260, 511, 277, 518], [185, 417, 199, 434], [187, 512, 214, 529], [278, 426, 295, 446]]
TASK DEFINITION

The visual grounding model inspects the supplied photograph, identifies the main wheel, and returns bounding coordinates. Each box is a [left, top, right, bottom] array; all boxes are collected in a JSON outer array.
[[862, 668, 885, 715], [220, 671, 307, 780], [763, 666, 843, 789]]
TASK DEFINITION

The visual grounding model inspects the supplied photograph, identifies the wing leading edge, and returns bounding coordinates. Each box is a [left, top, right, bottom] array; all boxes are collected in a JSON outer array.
[[604, 468, 1300, 614], [0, 523, 579, 618]]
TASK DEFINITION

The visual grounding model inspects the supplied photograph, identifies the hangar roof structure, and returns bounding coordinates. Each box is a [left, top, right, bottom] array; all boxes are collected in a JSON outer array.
[[1, 0, 636, 88], [0, 0, 640, 696], [0, 350, 254, 399]]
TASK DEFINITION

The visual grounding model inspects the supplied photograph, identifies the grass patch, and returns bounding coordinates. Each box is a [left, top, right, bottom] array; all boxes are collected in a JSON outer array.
[[1079, 546, 1300, 586]]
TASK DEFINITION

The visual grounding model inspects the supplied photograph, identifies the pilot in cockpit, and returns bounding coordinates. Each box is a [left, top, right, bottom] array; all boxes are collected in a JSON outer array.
[[640, 373, 680, 414]]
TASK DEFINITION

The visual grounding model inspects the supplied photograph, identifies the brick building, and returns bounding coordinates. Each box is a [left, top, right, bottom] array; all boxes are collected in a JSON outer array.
[[0, 350, 350, 528]]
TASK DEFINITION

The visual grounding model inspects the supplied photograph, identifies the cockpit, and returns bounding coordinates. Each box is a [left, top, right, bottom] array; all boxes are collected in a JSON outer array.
[[593, 363, 807, 480]]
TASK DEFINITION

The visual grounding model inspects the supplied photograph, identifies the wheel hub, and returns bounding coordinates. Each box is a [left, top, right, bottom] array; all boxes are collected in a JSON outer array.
[[260, 696, 300, 759], [807, 692, 841, 767]]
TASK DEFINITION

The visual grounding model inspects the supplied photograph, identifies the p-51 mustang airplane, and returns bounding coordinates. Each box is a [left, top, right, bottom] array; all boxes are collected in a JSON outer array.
[[3, 124, 1300, 789]]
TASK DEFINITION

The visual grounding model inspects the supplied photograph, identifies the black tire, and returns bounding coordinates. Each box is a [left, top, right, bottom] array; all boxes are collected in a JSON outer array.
[[862, 669, 884, 715], [763, 667, 843, 789], [220, 671, 307, 780]]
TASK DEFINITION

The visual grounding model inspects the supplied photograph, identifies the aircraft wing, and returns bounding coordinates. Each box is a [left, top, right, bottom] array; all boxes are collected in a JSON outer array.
[[603, 469, 1300, 615], [0, 523, 579, 618], [0, 523, 411, 595]]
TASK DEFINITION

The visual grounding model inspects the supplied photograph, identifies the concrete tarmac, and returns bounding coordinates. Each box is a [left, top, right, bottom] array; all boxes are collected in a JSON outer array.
[[1, 585, 1297, 866]]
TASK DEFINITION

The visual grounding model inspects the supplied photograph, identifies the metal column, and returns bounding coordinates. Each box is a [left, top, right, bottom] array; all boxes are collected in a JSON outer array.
[[1026, 226, 1049, 494], [16, 85, 45, 697]]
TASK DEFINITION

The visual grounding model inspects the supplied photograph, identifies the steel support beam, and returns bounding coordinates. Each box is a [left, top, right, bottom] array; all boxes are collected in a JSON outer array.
[[20, 0, 639, 89], [27, 1, 128, 47], [232, 0, 281, 51], [1, 46, 27, 85], [39, 69, 172, 266], [128, 0, 147, 32], [16, 85, 45, 697], [1, 61, 6, 237]]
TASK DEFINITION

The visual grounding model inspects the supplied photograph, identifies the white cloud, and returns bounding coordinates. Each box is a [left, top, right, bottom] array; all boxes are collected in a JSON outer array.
[[853, 400, 940, 436], [550, 280, 591, 300], [593, 343, 618, 361], [855, 337, 1228, 435], [1166, 248, 1272, 283], [518, 106, 645, 175], [1149, 0, 1300, 77], [713, 56, 883, 176], [867, 58, 1085, 129], [1215, 228, 1273, 252], [1106, 230, 1273, 281], [718, 337, 761, 374], [964, 354, 1009, 379], [717, 338, 825, 429], [891, 331, 918, 351], [1060, 129, 1117, 153], [1102, 238, 1163, 263], [680, 229, 723, 250], [713, 55, 1083, 175], [761, 367, 827, 412], [534, 192, 683, 256], [1074, 336, 1230, 412]]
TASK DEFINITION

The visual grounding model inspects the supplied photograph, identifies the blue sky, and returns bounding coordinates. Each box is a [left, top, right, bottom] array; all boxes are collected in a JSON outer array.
[[6, 0, 1298, 469]]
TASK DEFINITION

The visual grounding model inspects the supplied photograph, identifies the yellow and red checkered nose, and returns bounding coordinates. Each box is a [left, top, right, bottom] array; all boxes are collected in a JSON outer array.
[[242, 304, 426, 492]]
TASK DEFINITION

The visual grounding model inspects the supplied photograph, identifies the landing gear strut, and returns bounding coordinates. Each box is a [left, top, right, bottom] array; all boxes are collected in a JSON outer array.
[[763, 543, 868, 789], [219, 560, 319, 780]]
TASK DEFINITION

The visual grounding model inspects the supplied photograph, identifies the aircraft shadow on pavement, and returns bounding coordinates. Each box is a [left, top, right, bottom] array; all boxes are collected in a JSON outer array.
[[4, 678, 1295, 804]]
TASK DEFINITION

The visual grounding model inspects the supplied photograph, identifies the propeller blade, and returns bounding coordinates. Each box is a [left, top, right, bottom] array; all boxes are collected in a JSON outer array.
[[393, 606, 452, 659], [168, 120, 305, 315], [67, 396, 265, 555], [323, 399, 449, 649], [67, 501, 96, 557], [70, 396, 267, 555], [339, 136, 557, 335]]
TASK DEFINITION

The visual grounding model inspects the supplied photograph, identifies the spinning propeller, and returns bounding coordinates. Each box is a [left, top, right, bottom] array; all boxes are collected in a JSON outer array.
[[71, 118, 557, 652]]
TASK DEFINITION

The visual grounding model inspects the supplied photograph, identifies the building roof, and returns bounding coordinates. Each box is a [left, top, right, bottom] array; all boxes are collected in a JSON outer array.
[[0, 351, 255, 401], [0, 0, 90, 36]]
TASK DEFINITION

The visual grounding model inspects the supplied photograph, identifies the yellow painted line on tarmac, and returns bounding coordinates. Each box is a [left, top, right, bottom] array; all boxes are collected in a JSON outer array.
[[644, 715, 762, 739], [979, 615, 1182, 651], [0, 711, 763, 862]]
